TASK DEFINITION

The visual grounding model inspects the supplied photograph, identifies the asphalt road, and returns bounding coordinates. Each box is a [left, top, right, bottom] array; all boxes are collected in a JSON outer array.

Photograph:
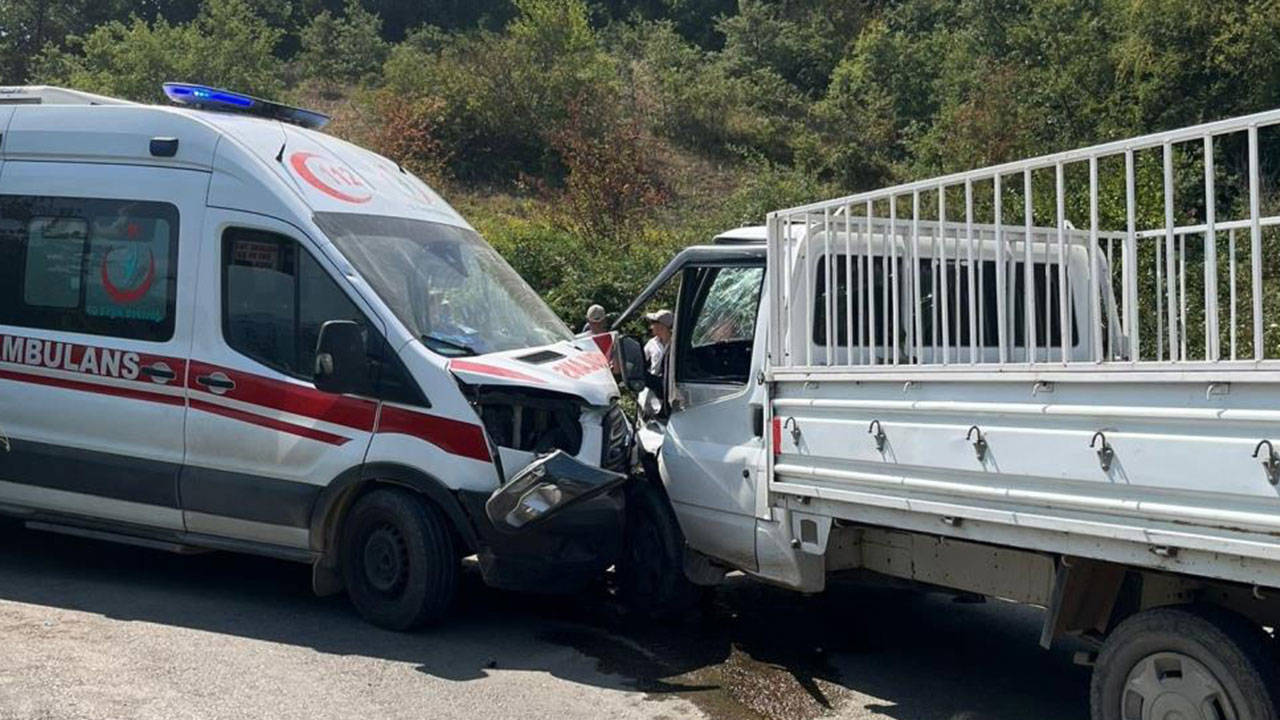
[[0, 518, 1092, 720]]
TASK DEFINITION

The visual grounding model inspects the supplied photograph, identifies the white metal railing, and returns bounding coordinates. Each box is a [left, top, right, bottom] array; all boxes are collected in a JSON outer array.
[[767, 107, 1280, 374]]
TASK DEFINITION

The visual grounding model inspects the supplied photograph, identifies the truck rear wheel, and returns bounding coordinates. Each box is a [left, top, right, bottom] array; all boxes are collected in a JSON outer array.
[[1091, 605, 1279, 720], [616, 480, 702, 619], [340, 487, 458, 631]]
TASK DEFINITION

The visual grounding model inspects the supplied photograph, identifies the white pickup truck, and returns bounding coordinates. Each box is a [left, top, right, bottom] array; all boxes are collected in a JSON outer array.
[[614, 108, 1280, 719]]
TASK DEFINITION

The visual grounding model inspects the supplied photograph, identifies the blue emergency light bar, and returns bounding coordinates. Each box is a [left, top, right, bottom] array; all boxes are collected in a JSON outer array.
[[162, 82, 330, 130]]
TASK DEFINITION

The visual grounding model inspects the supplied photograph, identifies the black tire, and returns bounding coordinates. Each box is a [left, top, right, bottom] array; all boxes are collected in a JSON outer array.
[[615, 480, 703, 619], [1091, 605, 1280, 720], [340, 487, 458, 631]]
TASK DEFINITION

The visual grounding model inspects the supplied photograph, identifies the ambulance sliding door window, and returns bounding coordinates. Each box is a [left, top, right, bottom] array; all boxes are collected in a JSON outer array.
[[0, 195, 179, 341]]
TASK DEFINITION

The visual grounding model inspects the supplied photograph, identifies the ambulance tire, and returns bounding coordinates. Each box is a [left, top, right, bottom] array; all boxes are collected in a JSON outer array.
[[341, 487, 458, 631], [616, 480, 703, 621], [1090, 605, 1280, 720]]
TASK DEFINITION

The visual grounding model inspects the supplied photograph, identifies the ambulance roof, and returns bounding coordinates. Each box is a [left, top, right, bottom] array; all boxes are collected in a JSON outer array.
[[0, 85, 470, 230]]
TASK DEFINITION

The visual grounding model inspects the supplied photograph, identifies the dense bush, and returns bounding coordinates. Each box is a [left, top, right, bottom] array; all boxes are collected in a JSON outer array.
[[380, 0, 620, 183], [354, 89, 452, 182], [477, 214, 684, 325], [617, 20, 801, 161], [548, 100, 669, 245]]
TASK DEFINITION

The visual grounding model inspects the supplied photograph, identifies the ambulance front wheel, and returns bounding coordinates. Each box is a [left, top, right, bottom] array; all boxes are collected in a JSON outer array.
[[340, 487, 459, 630]]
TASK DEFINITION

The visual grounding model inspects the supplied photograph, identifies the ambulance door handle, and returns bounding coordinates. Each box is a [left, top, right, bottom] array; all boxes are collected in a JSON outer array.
[[196, 372, 236, 394], [140, 364, 175, 381]]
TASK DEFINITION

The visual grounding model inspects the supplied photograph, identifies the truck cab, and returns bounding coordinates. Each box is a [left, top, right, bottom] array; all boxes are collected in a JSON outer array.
[[617, 219, 1125, 596]]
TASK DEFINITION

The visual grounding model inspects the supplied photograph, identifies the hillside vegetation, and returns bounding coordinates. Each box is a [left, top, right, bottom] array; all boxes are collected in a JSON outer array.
[[5, 0, 1280, 329]]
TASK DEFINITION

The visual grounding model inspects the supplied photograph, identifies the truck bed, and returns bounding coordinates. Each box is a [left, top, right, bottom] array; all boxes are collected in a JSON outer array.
[[763, 107, 1280, 592], [769, 372, 1280, 589]]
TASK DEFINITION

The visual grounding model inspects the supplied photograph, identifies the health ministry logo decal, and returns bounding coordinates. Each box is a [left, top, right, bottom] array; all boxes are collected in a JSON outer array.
[[101, 243, 156, 304]]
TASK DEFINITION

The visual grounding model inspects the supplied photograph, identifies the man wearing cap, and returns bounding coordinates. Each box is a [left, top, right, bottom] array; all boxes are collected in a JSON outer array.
[[644, 309, 674, 377], [583, 304, 609, 335]]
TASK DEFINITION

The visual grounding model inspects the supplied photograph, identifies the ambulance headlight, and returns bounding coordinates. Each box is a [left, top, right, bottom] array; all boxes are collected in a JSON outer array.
[[484, 450, 626, 532], [505, 484, 564, 528]]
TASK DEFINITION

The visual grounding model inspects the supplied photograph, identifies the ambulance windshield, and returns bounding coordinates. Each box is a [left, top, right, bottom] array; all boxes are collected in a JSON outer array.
[[315, 213, 572, 357]]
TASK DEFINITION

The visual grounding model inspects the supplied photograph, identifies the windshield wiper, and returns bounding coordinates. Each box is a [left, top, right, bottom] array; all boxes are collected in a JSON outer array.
[[420, 334, 477, 357]]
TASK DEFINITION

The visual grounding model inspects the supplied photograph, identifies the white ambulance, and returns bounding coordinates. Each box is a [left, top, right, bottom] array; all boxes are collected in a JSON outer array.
[[0, 83, 630, 629]]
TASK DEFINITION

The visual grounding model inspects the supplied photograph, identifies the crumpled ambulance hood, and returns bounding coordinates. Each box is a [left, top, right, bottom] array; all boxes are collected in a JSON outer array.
[[446, 336, 618, 407]]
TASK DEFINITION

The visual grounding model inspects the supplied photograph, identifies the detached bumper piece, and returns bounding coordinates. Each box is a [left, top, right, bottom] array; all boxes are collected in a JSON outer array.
[[462, 450, 627, 593], [485, 450, 625, 531]]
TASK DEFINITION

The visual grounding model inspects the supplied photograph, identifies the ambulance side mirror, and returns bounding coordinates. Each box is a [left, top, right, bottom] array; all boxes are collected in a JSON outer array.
[[616, 336, 646, 393], [314, 320, 371, 396]]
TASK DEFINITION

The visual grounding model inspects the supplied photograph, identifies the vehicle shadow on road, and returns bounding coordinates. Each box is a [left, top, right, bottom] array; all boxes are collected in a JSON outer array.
[[0, 519, 1089, 720]]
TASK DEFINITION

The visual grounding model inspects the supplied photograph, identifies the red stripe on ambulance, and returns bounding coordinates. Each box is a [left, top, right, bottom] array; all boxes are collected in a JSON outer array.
[[189, 398, 351, 446], [0, 334, 492, 462], [0, 367, 185, 407], [551, 350, 610, 380], [187, 361, 377, 431], [377, 405, 491, 463], [188, 361, 491, 462], [449, 359, 545, 384]]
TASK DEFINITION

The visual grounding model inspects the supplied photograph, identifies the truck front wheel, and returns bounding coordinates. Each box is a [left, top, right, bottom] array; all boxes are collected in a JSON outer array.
[[615, 480, 702, 619], [340, 487, 458, 631], [1091, 605, 1279, 720]]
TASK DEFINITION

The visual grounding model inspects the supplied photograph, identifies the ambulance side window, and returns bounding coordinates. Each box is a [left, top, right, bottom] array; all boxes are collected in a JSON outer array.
[[220, 227, 428, 405], [0, 194, 179, 341], [222, 228, 363, 380]]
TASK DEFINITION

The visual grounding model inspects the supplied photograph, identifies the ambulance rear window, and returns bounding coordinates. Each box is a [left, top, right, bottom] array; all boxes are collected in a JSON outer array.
[[0, 195, 179, 342]]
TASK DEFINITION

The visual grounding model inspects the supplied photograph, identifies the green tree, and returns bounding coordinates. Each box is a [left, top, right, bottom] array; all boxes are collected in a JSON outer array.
[[616, 19, 803, 161], [381, 0, 619, 182], [0, 0, 136, 83], [1116, 0, 1280, 132], [297, 0, 389, 94], [33, 0, 284, 103], [717, 0, 873, 98]]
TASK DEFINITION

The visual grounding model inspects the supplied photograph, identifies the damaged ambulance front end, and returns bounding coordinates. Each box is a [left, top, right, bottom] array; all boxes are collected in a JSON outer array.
[[314, 212, 630, 593], [446, 343, 631, 592]]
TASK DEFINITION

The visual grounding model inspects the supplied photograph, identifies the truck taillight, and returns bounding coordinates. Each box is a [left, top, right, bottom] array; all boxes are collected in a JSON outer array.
[[771, 416, 781, 456]]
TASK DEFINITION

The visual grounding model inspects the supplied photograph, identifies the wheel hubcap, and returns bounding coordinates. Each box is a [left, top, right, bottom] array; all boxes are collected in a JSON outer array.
[[362, 524, 408, 595], [1122, 652, 1237, 720]]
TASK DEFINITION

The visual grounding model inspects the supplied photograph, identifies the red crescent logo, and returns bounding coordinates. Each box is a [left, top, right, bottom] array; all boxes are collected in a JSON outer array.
[[289, 151, 373, 204], [101, 248, 156, 304]]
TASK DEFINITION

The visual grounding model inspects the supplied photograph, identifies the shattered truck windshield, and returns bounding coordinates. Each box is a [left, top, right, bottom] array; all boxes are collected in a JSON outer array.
[[315, 213, 572, 357]]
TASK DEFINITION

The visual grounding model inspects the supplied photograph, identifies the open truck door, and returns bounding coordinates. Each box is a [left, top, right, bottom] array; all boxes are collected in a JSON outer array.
[[614, 243, 767, 572]]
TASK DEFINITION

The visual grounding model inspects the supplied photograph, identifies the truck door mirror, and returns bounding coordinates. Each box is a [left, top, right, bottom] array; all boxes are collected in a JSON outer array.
[[616, 335, 647, 393], [314, 320, 372, 395]]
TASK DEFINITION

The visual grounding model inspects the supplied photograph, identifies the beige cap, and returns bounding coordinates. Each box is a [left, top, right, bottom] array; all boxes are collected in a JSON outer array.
[[586, 304, 606, 323], [644, 309, 674, 328]]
